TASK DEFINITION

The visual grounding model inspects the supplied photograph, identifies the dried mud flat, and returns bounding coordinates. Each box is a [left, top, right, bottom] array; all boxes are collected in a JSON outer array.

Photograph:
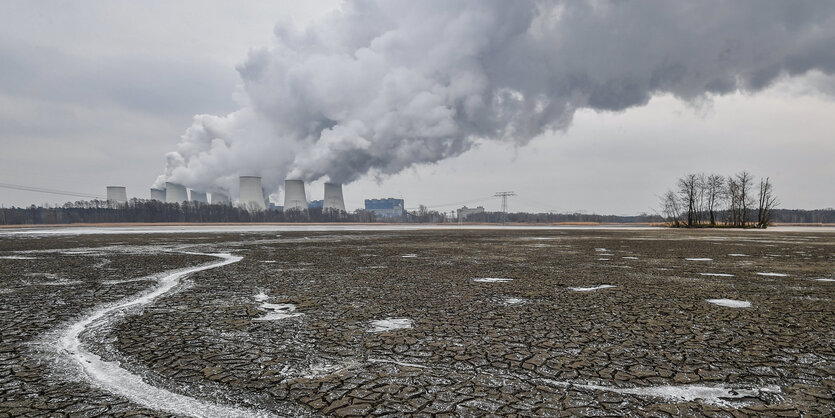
[[1, 228, 833, 416]]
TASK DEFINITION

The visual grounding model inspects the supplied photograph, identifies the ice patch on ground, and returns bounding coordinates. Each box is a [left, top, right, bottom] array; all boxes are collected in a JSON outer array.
[[472, 278, 513, 283], [569, 285, 616, 292], [368, 358, 427, 368], [0, 255, 37, 260], [401, 254, 418, 258], [814, 278, 834, 282], [253, 292, 269, 302], [538, 379, 780, 408], [368, 318, 413, 332], [260, 260, 276, 263], [685, 258, 713, 261], [699, 273, 735, 277], [757, 272, 788, 277], [254, 303, 302, 321], [707, 299, 752, 308], [621, 256, 639, 260], [728, 254, 749, 257], [503, 298, 525, 305], [597, 258, 610, 261], [595, 248, 608, 252]]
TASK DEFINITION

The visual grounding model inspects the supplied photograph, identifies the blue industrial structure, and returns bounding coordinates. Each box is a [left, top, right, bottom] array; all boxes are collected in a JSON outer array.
[[365, 198, 405, 218], [308, 200, 324, 209]]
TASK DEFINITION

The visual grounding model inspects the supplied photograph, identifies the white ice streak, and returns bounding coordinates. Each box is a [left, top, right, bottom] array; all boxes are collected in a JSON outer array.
[[814, 278, 835, 282], [54, 252, 273, 418], [0, 255, 37, 260], [685, 258, 713, 261], [538, 379, 779, 407], [707, 299, 752, 308], [472, 278, 513, 283], [368, 358, 427, 369], [253, 292, 269, 302], [401, 254, 418, 258], [699, 273, 735, 277], [368, 318, 413, 333], [757, 272, 788, 277], [503, 298, 525, 305], [621, 256, 639, 260], [569, 285, 616, 292], [254, 303, 303, 321], [728, 254, 749, 257]]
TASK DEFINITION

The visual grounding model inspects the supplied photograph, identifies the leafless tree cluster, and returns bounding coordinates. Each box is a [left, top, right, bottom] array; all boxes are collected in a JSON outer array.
[[660, 172, 778, 228]]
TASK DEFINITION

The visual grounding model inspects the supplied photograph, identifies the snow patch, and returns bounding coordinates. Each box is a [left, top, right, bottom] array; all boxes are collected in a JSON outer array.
[[707, 299, 752, 308], [685, 258, 713, 261], [728, 254, 749, 257], [757, 272, 788, 277], [814, 278, 834, 282], [569, 285, 616, 292], [260, 260, 276, 263], [538, 379, 780, 408], [699, 273, 735, 277], [368, 318, 413, 332], [368, 358, 427, 368], [401, 254, 418, 258], [472, 277, 513, 283], [253, 292, 269, 302], [622, 256, 639, 260], [254, 303, 302, 321], [0, 255, 37, 260], [503, 298, 526, 305]]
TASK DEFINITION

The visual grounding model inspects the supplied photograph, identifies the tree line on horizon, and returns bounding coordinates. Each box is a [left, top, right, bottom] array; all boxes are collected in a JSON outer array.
[[660, 172, 778, 228]]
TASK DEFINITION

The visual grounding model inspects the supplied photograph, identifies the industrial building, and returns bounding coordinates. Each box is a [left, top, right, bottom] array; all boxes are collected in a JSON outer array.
[[190, 190, 208, 203], [308, 200, 324, 209], [457, 206, 485, 221], [165, 182, 188, 203], [323, 182, 346, 212], [150, 188, 166, 201], [211, 192, 230, 205], [365, 198, 405, 218], [106, 186, 128, 204], [239, 176, 267, 210], [283, 180, 307, 212]]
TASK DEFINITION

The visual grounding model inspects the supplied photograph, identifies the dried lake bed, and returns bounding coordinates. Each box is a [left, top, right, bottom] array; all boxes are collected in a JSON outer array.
[[0, 227, 833, 416]]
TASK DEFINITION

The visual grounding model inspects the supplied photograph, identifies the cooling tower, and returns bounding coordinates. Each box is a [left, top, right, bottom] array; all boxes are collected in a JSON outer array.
[[211, 192, 230, 205], [190, 190, 208, 203], [283, 180, 307, 211], [150, 188, 166, 201], [239, 176, 267, 210], [165, 182, 188, 203], [323, 182, 346, 212], [106, 186, 128, 203]]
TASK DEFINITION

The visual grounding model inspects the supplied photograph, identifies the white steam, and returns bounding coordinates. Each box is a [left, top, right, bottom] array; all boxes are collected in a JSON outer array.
[[156, 0, 835, 195]]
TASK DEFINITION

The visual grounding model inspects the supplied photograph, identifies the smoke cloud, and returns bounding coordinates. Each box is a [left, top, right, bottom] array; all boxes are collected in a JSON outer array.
[[156, 0, 835, 195]]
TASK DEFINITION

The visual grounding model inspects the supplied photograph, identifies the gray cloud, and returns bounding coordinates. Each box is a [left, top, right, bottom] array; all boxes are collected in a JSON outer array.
[[115, 2, 835, 194]]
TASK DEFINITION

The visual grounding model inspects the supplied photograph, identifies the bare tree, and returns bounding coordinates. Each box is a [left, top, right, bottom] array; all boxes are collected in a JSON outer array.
[[677, 174, 699, 227], [705, 174, 724, 226], [757, 177, 778, 228], [661, 190, 682, 227], [736, 171, 754, 227]]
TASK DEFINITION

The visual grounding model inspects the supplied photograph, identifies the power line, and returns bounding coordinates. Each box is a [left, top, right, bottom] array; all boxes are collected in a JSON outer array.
[[405, 195, 495, 211], [0, 182, 103, 199]]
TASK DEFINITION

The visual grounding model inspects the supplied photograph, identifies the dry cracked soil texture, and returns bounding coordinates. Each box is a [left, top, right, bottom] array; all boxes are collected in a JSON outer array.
[[0, 228, 833, 416]]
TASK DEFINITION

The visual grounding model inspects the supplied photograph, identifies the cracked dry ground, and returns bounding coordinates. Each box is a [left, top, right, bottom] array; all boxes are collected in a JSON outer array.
[[1, 229, 834, 416]]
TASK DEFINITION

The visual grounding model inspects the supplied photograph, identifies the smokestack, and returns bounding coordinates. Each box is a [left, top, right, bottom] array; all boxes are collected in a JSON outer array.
[[283, 180, 307, 211], [150, 188, 166, 201], [323, 182, 345, 212], [165, 182, 188, 203], [106, 186, 128, 203], [190, 190, 208, 203], [211, 192, 230, 205], [239, 176, 267, 210]]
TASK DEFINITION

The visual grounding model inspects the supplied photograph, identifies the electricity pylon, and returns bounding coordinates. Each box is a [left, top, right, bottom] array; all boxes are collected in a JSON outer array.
[[494, 191, 516, 223]]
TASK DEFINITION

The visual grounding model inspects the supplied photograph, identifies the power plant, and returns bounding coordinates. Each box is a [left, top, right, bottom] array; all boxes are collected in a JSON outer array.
[[150, 188, 166, 201], [165, 182, 188, 203], [239, 176, 267, 210], [283, 179, 307, 212], [190, 190, 208, 203], [211, 192, 230, 205], [106, 186, 128, 203], [323, 182, 346, 212]]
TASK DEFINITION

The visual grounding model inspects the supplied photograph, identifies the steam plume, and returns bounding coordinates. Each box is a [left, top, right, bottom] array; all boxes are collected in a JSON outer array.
[[156, 0, 835, 195]]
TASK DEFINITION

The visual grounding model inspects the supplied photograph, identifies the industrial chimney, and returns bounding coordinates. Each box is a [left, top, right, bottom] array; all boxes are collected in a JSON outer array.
[[165, 182, 188, 203], [283, 180, 307, 211], [211, 192, 230, 205], [150, 188, 166, 201], [323, 182, 346, 212], [106, 186, 128, 203], [190, 190, 208, 203], [239, 176, 267, 210]]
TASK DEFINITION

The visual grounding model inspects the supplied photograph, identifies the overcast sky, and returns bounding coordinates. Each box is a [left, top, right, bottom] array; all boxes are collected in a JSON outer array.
[[1, 1, 833, 214]]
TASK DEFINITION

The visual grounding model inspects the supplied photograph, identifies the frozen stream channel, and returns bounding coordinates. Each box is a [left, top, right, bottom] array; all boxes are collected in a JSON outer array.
[[54, 252, 275, 418]]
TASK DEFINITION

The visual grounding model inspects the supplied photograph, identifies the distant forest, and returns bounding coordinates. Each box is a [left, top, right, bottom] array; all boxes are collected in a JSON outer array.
[[1, 199, 832, 225]]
